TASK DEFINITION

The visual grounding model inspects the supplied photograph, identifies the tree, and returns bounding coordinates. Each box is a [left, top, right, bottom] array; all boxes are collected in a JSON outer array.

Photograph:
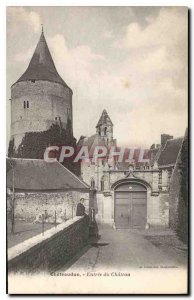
[[8, 138, 15, 158], [177, 132, 188, 244], [14, 121, 80, 176]]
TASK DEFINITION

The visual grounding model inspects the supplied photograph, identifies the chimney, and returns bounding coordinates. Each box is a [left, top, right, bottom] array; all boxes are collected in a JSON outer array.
[[161, 134, 173, 148]]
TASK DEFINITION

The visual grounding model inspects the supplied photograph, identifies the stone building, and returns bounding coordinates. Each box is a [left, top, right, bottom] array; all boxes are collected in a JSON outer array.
[[169, 129, 188, 243], [78, 110, 184, 229], [7, 158, 90, 223], [9, 29, 73, 151]]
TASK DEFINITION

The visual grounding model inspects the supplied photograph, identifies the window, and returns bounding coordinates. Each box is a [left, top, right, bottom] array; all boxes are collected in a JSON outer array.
[[91, 178, 95, 189], [159, 171, 162, 184], [100, 176, 105, 191], [24, 101, 29, 109], [168, 170, 172, 182], [104, 127, 107, 135], [55, 116, 61, 121]]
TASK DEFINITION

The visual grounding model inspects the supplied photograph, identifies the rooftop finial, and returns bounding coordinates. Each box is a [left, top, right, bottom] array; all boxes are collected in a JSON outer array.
[[41, 24, 44, 33]]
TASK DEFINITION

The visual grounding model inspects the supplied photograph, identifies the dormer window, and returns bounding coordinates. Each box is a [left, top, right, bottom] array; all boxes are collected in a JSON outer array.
[[159, 171, 162, 184], [168, 169, 172, 182]]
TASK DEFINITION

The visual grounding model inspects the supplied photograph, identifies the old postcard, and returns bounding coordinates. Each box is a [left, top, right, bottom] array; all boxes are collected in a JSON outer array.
[[6, 6, 188, 294]]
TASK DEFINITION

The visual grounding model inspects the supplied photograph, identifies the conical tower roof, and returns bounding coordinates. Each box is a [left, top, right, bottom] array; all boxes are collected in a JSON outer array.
[[96, 109, 113, 127], [14, 31, 71, 90]]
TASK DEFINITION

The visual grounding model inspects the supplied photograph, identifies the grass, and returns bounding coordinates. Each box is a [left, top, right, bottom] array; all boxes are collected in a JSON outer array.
[[7, 220, 58, 248]]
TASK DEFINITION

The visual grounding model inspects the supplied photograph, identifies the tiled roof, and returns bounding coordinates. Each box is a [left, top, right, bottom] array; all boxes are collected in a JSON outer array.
[[6, 158, 89, 191], [77, 134, 106, 148], [14, 32, 71, 91], [77, 134, 107, 158], [77, 134, 97, 148], [157, 137, 183, 167]]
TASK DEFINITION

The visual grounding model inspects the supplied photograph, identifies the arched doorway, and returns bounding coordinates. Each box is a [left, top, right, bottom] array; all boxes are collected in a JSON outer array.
[[114, 182, 147, 229]]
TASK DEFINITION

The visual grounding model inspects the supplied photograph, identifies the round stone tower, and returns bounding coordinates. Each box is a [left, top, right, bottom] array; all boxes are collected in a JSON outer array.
[[10, 30, 73, 149]]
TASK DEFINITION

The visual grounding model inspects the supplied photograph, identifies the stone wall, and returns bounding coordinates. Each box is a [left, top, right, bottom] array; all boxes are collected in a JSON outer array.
[[8, 216, 89, 273], [94, 173, 169, 228], [81, 160, 105, 190], [11, 80, 72, 148], [81, 163, 171, 228], [7, 191, 89, 223], [95, 192, 113, 225]]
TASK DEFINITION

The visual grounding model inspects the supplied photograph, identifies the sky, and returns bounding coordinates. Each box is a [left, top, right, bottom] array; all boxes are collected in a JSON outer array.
[[6, 6, 188, 148]]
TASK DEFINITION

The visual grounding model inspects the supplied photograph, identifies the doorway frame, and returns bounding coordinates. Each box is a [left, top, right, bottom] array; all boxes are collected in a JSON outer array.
[[111, 178, 152, 229]]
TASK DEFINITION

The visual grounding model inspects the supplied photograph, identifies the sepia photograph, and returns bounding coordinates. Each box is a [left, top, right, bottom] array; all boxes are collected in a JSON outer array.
[[6, 5, 188, 294]]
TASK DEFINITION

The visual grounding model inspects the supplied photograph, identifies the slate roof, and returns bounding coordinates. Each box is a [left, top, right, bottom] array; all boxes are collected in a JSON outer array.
[[77, 134, 98, 149], [96, 109, 113, 128], [148, 147, 161, 166], [157, 137, 183, 167], [14, 32, 71, 91], [6, 158, 90, 191], [77, 134, 107, 158]]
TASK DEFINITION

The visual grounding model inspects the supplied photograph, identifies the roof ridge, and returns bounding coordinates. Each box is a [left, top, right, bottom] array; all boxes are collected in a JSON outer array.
[[56, 160, 90, 188], [167, 136, 183, 142], [6, 157, 44, 161]]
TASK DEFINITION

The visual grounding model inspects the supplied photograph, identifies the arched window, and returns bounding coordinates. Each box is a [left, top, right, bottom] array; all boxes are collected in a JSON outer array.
[[91, 177, 95, 189], [100, 175, 105, 191], [104, 127, 107, 135]]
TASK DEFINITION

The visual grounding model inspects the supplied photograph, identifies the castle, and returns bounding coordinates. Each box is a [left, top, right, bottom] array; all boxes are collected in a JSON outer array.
[[9, 29, 74, 158], [78, 110, 185, 229], [8, 29, 186, 232]]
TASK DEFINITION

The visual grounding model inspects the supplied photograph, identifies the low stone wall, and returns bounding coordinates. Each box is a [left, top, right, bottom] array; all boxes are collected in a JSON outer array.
[[8, 216, 89, 273], [7, 191, 89, 223]]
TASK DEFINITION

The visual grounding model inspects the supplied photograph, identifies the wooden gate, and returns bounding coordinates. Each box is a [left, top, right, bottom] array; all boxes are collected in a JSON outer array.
[[114, 182, 147, 229]]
